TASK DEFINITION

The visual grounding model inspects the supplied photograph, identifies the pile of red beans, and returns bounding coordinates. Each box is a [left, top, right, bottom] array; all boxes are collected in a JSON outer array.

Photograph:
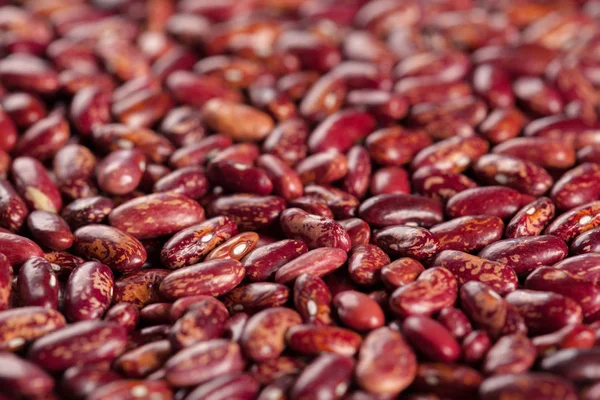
[[3, 0, 600, 399]]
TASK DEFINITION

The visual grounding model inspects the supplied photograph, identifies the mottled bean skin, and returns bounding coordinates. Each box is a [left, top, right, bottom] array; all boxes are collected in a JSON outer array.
[[478, 235, 568, 276], [411, 363, 483, 400], [551, 163, 600, 210], [87, 379, 173, 400], [462, 330, 492, 364], [291, 353, 354, 400], [366, 126, 432, 166], [545, 201, 600, 242], [280, 208, 352, 251], [358, 193, 444, 227], [113, 269, 170, 307], [114, 340, 172, 378], [109, 192, 205, 239], [390, 267, 458, 318], [493, 137, 576, 169], [446, 186, 527, 220], [0, 307, 66, 352], [164, 339, 244, 387], [18, 256, 59, 309], [250, 357, 306, 385], [431, 216, 504, 252], [412, 166, 478, 203], [207, 160, 273, 195], [243, 239, 308, 282], [286, 324, 362, 356], [160, 216, 238, 269], [95, 149, 146, 196], [460, 282, 507, 338], [65, 261, 114, 322], [104, 303, 139, 333], [347, 244, 390, 286], [380, 258, 424, 290], [61, 366, 121, 400], [0, 253, 11, 311], [207, 194, 286, 231], [28, 321, 127, 372], [432, 250, 518, 295], [355, 327, 417, 395], [483, 334, 536, 375], [12, 156, 63, 213], [27, 211, 73, 251], [294, 273, 333, 325], [206, 232, 259, 261], [170, 299, 229, 349], [506, 290, 583, 335], [479, 373, 577, 400], [73, 225, 147, 273], [411, 136, 489, 173], [222, 283, 289, 315], [571, 228, 600, 254], [241, 307, 301, 362], [275, 247, 348, 284], [159, 259, 245, 300], [185, 373, 260, 400], [0, 179, 28, 232], [61, 196, 115, 230], [553, 253, 600, 284], [506, 197, 555, 238], [374, 225, 440, 260], [304, 184, 360, 219], [339, 218, 371, 247]]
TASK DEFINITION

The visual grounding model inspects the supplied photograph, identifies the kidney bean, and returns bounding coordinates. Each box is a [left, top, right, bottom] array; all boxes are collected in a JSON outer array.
[[339, 218, 371, 247], [61, 365, 121, 400], [250, 356, 305, 386], [185, 373, 259, 400], [87, 379, 173, 400], [222, 282, 288, 315], [0, 352, 55, 398], [69, 86, 110, 137], [502, 303, 529, 336], [169, 299, 229, 349], [151, 167, 208, 200], [506, 290, 582, 336], [396, 76, 472, 106], [551, 163, 600, 210], [208, 194, 286, 231], [346, 244, 389, 286], [483, 334, 536, 375], [437, 308, 473, 341], [285, 323, 361, 357], [292, 273, 332, 325], [280, 208, 351, 251], [374, 225, 440, 260], [389, 267, 457, 318], [18, 256, 59, 309], [544, 201, 600, 242], [524, 116, 600, 150], [28, 320, 127, 372], [114, 340, 172, 379], [533, 323, 596, 355], [92, 124, 174, 164], [513, 76, 564, 116], [112, 269, 169, 307], [578, 145, 600, 164], [14, 113, 70, 161], [432, 250, 518, 295], [333, 291, 384, 332], [505, 196, 556, 238], [571, 228, 600, 254], [160, 216, 238, 269], [202, 98, 274, 142], [96, 149, 146, 196], [369, 167, 409, 196], [262, 118, 308, 166], [356, 327, 416, 395], [541, 348, 600, 383], [308, 110, 375, 154], [12, 156, 63, 213], [525, 266, 600, 319], [0, 54, 59, 94], [365, 126, 432, 166], [430, 215, 504, 253], [493, 137, 576, 170], [65, 261, 113, 322], [242, 239, 308, 282], [472, 64, 514, 108], [0, 180, 28, 232], [53, 144, 97, 200], [403, 316, 461, 363], [411, 363, 483, 399], [479, 372, 577, 400], [0, 231, 44, 267], [473, 154, 553, 196], [61, 196, 114, 230], [159, 259, 244, 300], [0, 306, 66, 352], [168, 135, 232, 168], [462, 330, 492, 364], [0, 253, 10, 311], [295, 150, 348, 185], [206, 160, 272, 195], [275, 247, 348, 284], [139, 303, 172, 326], [73, 224, 146, 273], [205, 232, 259, 261], [412, 166, 478, 203], [27, 211, 73, 251], [479, 235, 568, 276], [291, 353, 353, 400], [256, 154, 303, 200], [411, 135, 489, 173], [359, 193, 444, 228], [109, 192, 205, 240], [340, 146, 371, 199], [104, 303, 139, 333], [459, 282, 507, 338], [304, 184, 360, 219], [1, 92, 46, 130], [446, 186, 528, 220]]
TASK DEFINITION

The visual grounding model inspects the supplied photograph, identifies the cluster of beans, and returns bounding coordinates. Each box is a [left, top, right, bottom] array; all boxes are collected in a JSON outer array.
[[4, 0, 600, 399]]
